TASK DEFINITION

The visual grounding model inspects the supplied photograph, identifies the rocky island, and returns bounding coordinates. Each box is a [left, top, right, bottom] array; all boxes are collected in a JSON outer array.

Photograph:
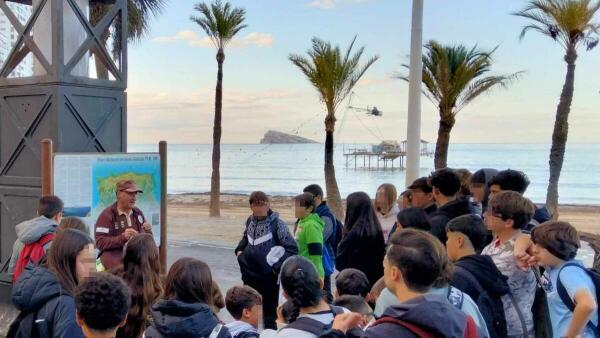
[[260, 130, 319, 144]]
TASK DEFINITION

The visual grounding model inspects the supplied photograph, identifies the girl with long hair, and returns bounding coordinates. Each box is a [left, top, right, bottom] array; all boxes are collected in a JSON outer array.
[[112, 233, 163, 338], [335, 192, 386, 287]]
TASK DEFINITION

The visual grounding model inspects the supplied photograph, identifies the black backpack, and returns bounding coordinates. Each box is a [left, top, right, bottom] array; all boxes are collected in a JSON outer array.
[[556, 262, 600, 337], [283, 305, 345, 335], [6, 299, 55, 338], [452, 265, 508, 338]]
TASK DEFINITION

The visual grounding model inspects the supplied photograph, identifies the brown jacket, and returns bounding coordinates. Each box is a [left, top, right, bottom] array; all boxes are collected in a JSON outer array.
[[95, 202, 152, 270]]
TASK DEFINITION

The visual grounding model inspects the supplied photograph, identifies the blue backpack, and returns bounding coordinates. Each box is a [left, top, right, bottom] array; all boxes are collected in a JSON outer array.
[[556, 262, 600, 337]]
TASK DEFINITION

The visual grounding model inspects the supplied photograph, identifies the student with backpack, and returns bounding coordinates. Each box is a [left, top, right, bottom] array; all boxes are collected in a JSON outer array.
[[303, 184, 343, 298], [9, 229, 95, 338], [530, 221, 598, 338], [235, 191, 298, 330], [276, 256, 349, 338], [145, 257, 232, 338], [365, 229, 479, 338], [447, 214, 510, 338], [294, 193, 325, 278], [225, 286, 262, 338], [9, 195, 64, 282]]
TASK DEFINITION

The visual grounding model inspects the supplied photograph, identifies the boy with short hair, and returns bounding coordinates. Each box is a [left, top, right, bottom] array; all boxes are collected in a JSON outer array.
[[447, 214, 510, 338], [294, 192, 325, 278], [75, 273, 131, 338], [482, 191, 537, 337], [235, 191, 298, 330], [365, 229, 478, 337], [225, 286, 263, 338], [531, 221, 598, 338], [335, 268, 371, 299]]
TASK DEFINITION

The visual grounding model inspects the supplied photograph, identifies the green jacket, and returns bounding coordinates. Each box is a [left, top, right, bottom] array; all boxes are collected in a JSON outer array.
[[295, 213, 325, 278]]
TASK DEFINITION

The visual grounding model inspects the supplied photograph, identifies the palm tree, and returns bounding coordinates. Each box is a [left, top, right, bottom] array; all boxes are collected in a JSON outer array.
[[290, 37, 378, 219], [514, 0, 600, 218], [191, 0, 246, 217], [399, 41, 521, 169], [90, 0, 166, 78]]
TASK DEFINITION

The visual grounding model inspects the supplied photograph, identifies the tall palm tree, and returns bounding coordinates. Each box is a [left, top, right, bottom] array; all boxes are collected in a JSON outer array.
[[514, 0, 599, 218], [90, 0, 166, 78], [290, 37, 378, 219], [191, 0, 246, 217], [399, 41, 521, 169]]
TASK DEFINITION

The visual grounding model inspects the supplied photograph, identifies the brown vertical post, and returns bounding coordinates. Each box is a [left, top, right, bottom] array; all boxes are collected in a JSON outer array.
[[40, 139, 53, 196], [159, 141, 168, 274]]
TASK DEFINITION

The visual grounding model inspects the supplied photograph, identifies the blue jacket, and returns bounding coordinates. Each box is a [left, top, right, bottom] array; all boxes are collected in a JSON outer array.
[[315, 202, 337, 276], [145, 299, 231, 338], [11, 265, 84, 338]]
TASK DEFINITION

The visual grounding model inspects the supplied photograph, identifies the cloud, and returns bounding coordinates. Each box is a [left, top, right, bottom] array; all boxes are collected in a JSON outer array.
[[152, 31, 273, 48], [308, 0, 372, 9]]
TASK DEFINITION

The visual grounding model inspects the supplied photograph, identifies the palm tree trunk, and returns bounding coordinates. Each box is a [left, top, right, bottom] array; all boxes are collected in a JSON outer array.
[[546, 48, 577, 219], [324, 115, 343, 219], [209, 48, 225, 217], [434, 114, 454, 170]]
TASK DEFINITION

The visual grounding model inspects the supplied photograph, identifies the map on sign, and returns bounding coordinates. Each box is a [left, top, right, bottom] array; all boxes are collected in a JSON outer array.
[[54, 153, 161, 245]]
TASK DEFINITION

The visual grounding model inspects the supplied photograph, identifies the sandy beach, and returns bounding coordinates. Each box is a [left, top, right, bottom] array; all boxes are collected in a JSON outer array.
[[167, 193, 600, 247]]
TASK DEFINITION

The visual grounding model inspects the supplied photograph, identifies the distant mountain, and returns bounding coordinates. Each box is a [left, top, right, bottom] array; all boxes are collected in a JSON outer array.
[[260, 130, 319, 144]]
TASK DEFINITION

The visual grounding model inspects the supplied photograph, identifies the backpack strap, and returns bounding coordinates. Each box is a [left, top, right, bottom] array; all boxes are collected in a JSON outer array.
[[37, 233, 55, 247], [270, 217, 280, 246], [371, 317, 435, 338], [284, 317, 330, 335], [208, 323, 223, 338], [556, 262, 599, 333], [507, 291, 530, 338]]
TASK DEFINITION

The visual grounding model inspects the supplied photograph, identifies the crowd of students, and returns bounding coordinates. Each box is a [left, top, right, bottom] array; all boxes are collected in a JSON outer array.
[[5, 168, 599, 338]]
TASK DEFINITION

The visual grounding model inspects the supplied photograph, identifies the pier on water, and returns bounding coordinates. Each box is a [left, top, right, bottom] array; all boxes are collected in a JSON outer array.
[[343, 140, 433, 170]]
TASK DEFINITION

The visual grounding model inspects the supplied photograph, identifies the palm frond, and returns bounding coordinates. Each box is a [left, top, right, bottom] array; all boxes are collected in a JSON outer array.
[[191, 0, 247, 50]]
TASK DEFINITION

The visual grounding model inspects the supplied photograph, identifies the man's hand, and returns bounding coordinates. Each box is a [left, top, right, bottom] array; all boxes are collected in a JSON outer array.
[[236, 251, 242, 257], [331, 312, 363, 334], [142, 222, 152, 232], [122, 228, 138, 240]]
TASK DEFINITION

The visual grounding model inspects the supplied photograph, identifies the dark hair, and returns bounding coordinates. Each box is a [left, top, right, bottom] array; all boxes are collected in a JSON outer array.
[[335, 268, 370, 298], [429, 169, 461, 197], [470, 168, 499, 211], [225, 286, 263, 320], [212, 280, 225, 313], [344, 192, 384, 240], [396, 208, 432, 232], [303, 184, 324, 199], [165, 257, 214, 307], [249, 191, 269, 205], [455, 169, 472, 196], [488, 169, 530, 194], [332, 295, 372, 315], [280, 256, 323, 323], [387, 229, 444, 292], [294, 192, 316, 212], [38, 195, 64, 219], [75, 273, 131, 332], [113, 234, 163, 338], [47, 229, 93, 295], [59, 217, 89, 234], [279, 300, 295, 324], [446, 214, 488, 253], [531, 221, 580, 261], [488, 191, 534, 229]]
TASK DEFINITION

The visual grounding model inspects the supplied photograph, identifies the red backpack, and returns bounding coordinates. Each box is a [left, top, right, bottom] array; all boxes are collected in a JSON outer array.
[[372, 315, 478, 338], [12, 233, 55, 283]]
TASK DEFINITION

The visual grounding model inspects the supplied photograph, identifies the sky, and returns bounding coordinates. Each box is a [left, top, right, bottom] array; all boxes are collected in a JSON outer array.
[[127, 0, 600, 145]]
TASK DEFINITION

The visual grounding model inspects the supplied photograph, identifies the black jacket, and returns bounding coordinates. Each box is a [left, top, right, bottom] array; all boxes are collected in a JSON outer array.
[[335, 226, 386, 287], [145, 299, 231, 338], [11, 265, 84, 338], [364, 294, 472, 337], [451, 255, 510, 338], [429, 198, 476, 244]]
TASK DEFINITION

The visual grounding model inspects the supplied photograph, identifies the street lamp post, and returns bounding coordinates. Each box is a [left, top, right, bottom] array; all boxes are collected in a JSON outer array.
[[405, 0, 423, 187]]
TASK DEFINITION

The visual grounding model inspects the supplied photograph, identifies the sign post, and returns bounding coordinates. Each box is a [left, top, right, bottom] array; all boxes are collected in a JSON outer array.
[[159, 141, 167, 274]]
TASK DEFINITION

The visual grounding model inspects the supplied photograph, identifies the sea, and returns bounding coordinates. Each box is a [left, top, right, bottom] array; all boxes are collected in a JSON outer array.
[[129, 143, 600, 205]]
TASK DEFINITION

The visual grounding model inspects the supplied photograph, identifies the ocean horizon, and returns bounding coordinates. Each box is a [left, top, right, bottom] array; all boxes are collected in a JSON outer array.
[[129, 143, 600, 206]]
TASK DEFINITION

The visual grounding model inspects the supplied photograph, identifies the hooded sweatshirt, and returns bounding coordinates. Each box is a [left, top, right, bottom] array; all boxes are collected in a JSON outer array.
[[225, 321, 258, 338], [145, 299, 231, 338], [375, 204, 400, 243], [8, 216, 58, 276], [366, 294, 473, 338], [11, 265, 84, 338], [451, 255, 510, 338], [296, 213, 325, 278], [430, 198, 476, 244]]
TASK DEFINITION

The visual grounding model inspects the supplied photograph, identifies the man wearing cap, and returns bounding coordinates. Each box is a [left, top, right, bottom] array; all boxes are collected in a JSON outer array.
[[407, 177, 437, 216], [95, 180, 153, 270]]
